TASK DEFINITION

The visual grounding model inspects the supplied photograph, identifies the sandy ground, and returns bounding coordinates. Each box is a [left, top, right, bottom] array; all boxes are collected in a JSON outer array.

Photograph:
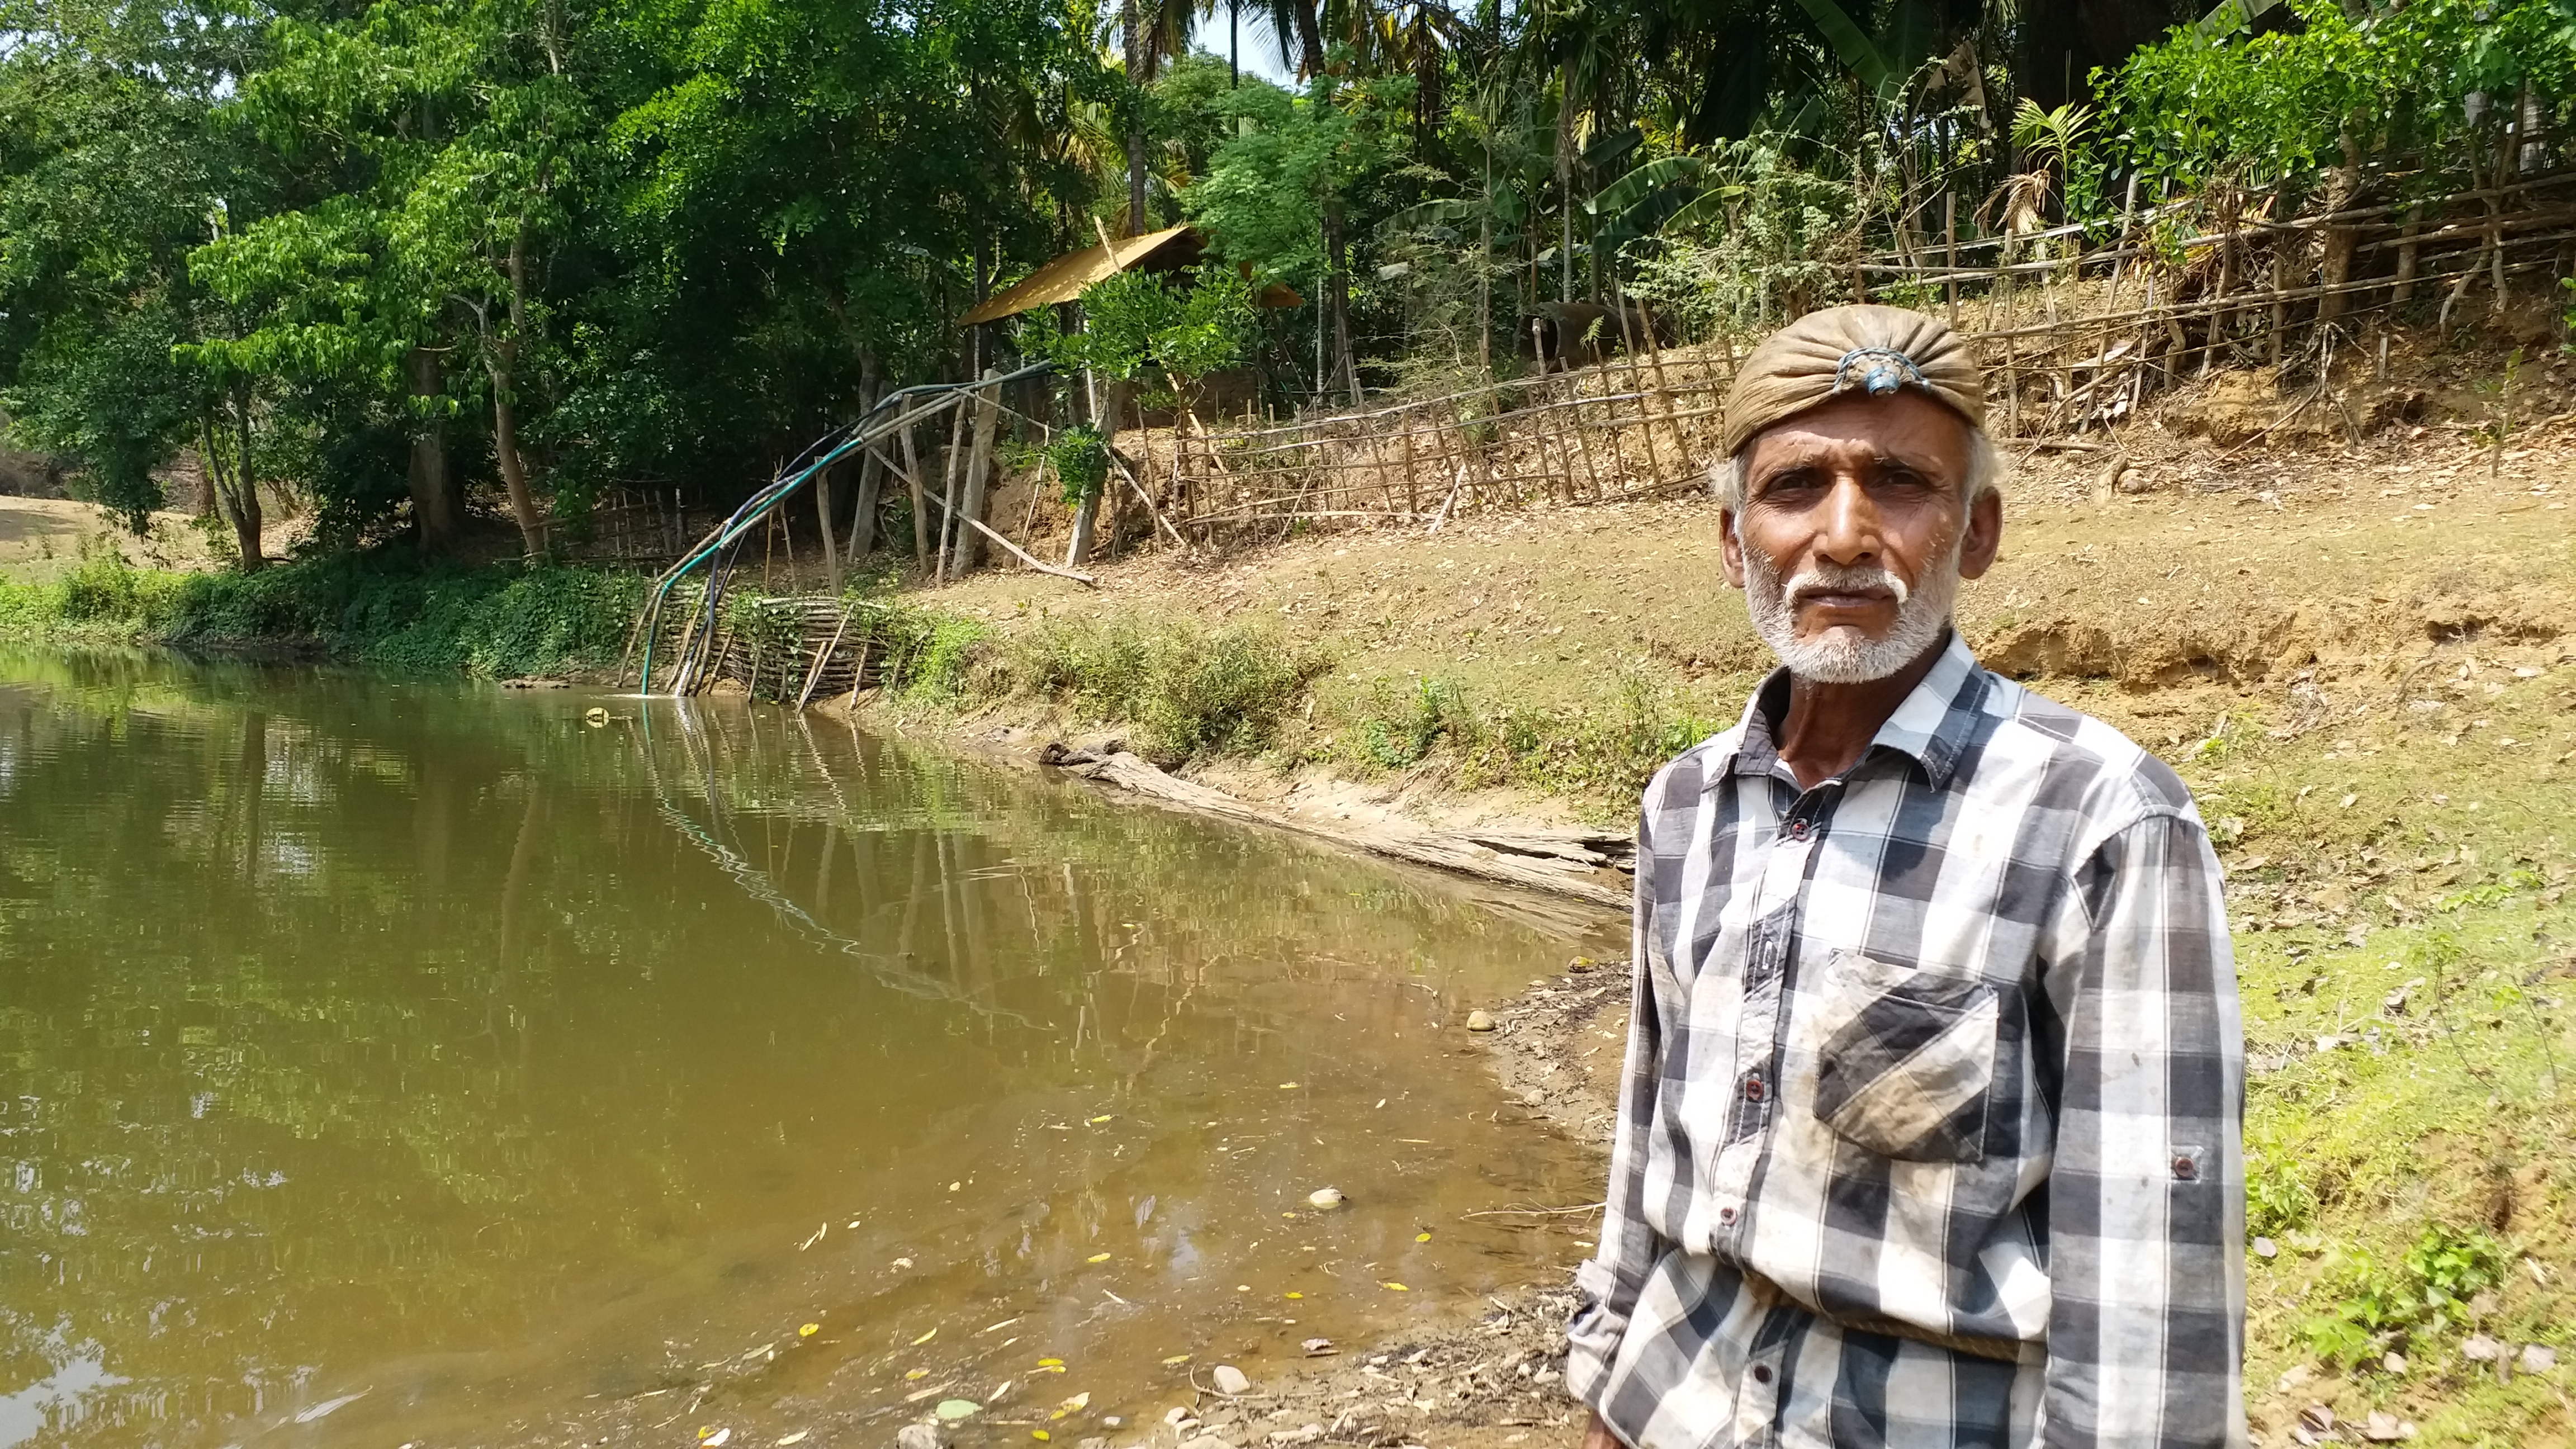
[[0, 494, 302, 580]]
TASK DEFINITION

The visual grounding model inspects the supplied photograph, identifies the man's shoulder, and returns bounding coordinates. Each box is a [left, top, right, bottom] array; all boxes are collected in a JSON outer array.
[[1972, 667, 2199, 829], [1639, 724, 1750, 815]]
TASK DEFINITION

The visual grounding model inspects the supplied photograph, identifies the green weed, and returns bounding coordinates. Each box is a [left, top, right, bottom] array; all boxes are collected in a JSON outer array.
[[1003, 615, 1329, 759]]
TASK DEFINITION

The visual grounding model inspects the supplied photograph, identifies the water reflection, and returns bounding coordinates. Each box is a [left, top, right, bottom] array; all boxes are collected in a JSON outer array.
[[0, 649, 1614, 1447]]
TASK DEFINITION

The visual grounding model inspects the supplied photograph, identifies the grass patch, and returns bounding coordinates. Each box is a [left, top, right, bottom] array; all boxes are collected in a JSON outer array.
[[2167, 661, 2576, 1445], [0, 543, 646, 680]]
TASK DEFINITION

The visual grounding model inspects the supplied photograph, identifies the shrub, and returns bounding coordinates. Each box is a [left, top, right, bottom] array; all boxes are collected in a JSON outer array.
[[1004, 617, 1329, 760]]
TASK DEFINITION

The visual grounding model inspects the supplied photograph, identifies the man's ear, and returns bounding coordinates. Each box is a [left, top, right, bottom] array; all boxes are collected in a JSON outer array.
[[1956, 486, 2004, 580], [1719, 509, 1746, 589]]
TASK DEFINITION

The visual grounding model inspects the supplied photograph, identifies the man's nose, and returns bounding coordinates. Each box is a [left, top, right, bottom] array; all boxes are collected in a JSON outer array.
[[1811, 473, 1882, 567]]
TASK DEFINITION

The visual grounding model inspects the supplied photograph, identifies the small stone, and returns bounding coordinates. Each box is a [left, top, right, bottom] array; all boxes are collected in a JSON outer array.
[[1465, 1011, 1497, 1032], [1211, 1365, 1252, 1397], [1177, 1437, 1238, 1449], [2275, 1364, 2313, 1393], [1266, 1427, 1323, 1446], [2362, 1411, 2411, 1443], [1568, 956, 1595, 972], [1163, 1409, 1195, 1427], [2461, 1334, 2503, 1363], [899, 1426, 948, 1449], [2381, 1350, 2407, 1376], [2297, 1404, 2334, 1436], [2253, 1237, 2278, 1260], [1301, 1338, 1337, 1356], [1104, 1419, 1123, 1429], [1307, 1187, 1346, 1210], [934, 1401, 981, 1423], [2522, 1343, 2558, 1374]]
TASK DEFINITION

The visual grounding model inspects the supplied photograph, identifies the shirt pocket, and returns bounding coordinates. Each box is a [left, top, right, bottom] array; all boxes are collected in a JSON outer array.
[[1809, 949, 2001, 1164]]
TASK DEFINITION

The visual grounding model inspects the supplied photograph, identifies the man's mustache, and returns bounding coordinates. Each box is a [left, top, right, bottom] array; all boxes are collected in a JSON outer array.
[[1782, 562, 1912, 608]]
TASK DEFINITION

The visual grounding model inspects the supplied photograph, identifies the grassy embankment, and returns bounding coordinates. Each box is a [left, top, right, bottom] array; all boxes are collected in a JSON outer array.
[[0, 539, 646, 679]]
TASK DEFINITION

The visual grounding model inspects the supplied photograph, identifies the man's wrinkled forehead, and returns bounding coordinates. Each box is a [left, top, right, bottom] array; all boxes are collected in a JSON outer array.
[[1739, 394, 1973, 494]]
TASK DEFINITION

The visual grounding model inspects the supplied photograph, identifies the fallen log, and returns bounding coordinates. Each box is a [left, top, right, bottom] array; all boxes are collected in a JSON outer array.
[[1039, 744, 1631, 909]]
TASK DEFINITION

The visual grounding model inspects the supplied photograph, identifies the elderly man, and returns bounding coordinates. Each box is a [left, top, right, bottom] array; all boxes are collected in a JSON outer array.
[[1566, 306, 2244, 1449]]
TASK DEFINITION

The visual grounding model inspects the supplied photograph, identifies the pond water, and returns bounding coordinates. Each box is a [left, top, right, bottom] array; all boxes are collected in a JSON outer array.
[[0, 650, 1615, 1448]]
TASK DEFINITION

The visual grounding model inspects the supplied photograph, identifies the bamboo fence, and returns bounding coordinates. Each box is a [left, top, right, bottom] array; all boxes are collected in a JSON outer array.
[[630, 170, 2576, 702], [1078, 169, 2575, 550]]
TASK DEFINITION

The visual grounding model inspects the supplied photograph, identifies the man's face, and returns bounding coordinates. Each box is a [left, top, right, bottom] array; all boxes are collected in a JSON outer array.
[[1720, 391, 2002, 683]]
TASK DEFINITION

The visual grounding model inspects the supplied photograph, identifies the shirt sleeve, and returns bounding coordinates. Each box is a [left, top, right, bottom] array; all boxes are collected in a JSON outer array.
[[2039, 811, 2248, 1449], [1565, 804, 1671, 1427]]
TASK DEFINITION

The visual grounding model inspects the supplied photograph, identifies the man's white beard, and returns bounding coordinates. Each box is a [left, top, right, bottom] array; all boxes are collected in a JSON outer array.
[[1740, 527, 1962, 684]]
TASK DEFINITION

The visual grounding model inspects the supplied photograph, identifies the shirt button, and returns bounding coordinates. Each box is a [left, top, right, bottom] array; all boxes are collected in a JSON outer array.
[[1783, 818, 1809, 841], [1751, 1365, 1774, 1385], [1718, 1206, 1737, 1224], [1742, 1074, 1767, 1103], [2172, 1154, 2199, 1181]]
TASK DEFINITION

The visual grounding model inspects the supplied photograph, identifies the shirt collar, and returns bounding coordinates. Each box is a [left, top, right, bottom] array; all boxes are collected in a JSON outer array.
[[1708, 631, 1988, 792]]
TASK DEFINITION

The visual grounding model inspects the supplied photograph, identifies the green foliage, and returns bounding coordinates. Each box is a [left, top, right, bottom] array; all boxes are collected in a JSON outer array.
[[2100, 0, 2576, 199], [1009, 617, 1332, 760], [137, 553, 647, 677], [1033, 266, 1258, 386], [2300, 1225, 2511, 1367], [2246, 1144, 2317, 1238], [1041, 424, 1110, 506]]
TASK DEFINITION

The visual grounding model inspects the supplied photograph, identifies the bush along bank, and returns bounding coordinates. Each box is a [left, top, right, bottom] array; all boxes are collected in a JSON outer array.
[[0, 543, 647, 681], [806, 599, 1734, 819]]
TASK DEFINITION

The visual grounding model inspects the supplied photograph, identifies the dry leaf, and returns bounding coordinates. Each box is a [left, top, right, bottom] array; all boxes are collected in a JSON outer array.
[[911, 1328, 938, 1346]]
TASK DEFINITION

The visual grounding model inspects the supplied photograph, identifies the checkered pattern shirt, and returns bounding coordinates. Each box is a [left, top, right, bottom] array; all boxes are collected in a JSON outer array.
[[1566, 633, 2246, 1449]]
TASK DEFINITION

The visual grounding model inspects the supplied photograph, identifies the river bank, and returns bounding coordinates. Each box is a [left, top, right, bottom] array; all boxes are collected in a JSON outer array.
[[824, 405, 2576, 1447], [7, 357, 2575, 1445]]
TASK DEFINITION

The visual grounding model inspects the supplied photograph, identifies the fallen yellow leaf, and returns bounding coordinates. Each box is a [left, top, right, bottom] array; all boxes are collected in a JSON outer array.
[[1284, 1292, 1303, 1300], [1087, 1253, 1111, 1263], [1415, 1233, 1432, 1243], [1032, 1432, 1051, 1442], [1054, 1392, 1091, 1417], [1161, 1354, 1192, 1366], [1038, 1357, 1064, 1367], [906, 1369, 930, 1381], [1088, 1115, 1113, 1124], [911, 1328, 938, 1346], [1382, 1282, 1410, 1291], [799, 1323, 820, 1337], [1278, 1082, 1299, 1089]]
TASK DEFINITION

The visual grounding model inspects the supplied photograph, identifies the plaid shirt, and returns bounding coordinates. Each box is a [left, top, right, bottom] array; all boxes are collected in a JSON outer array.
[[1566, 634, 2246, 1449]]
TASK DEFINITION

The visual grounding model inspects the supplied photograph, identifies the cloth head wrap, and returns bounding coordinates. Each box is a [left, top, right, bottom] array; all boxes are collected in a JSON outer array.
[[1721, 304, 1986, 457]]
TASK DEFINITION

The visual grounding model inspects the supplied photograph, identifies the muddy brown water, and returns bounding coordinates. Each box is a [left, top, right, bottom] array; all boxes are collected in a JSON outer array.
[[0, 649, 1616, 1448]]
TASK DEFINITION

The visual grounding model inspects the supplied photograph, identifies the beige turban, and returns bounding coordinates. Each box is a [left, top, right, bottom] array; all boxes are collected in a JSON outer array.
[[1721, 305, 1986, 457]]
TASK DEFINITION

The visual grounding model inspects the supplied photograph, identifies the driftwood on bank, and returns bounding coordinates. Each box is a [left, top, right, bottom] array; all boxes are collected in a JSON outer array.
[[1037, 741, 1633, 909]]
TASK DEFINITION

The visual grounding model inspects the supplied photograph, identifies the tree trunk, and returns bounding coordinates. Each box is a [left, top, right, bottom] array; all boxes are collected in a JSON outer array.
[[408, 345, 462, 552], [1288, 0, 1322, 77], [845, 362, 883, 561], [1066, 371, 1113, 567], [1124, 0, 1149, 234], [2316, 129, 2362, 328], [490, 232, 547, 557], [949, 368, 1002, 577], [1326, 198, 1358, 403], [816, 461, 840, 586], [901, 416, 930, 566], [225, 380, 263, 571], [1556, 67, 1576, 304]]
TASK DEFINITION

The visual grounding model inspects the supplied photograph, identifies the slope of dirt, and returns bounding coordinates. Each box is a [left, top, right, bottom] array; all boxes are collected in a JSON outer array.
[[907, 358, 2573, 837]]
